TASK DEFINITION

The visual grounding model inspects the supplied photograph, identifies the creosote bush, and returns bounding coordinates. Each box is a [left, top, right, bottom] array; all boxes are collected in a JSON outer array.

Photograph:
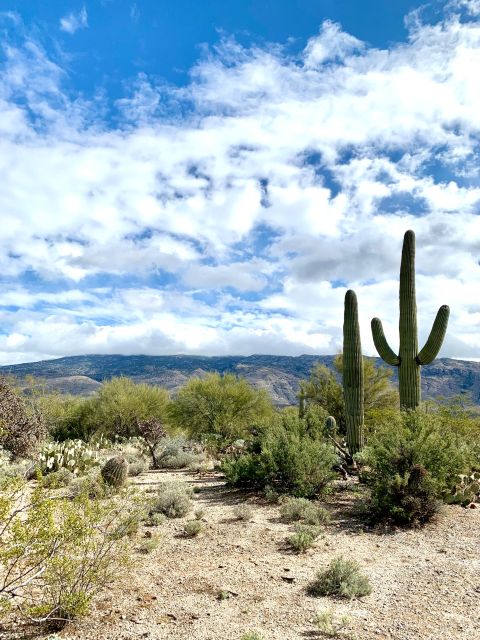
[[0, 477, 143, 626], [308, 556, 372, 599], [222, 409, 336, 498], [360, 409, 473, 525]]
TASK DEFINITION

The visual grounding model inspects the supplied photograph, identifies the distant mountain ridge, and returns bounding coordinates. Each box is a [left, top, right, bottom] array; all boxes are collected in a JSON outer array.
[[1, 354, 480, 407]]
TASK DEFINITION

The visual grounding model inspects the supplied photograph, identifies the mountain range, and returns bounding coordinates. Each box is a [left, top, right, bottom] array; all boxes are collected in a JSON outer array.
[[1, 354, 480, 407]]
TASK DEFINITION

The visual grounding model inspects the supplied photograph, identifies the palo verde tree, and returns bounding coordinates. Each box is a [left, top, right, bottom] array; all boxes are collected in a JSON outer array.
[[168, 372, 273, 441], [371, 230, 450, 410]]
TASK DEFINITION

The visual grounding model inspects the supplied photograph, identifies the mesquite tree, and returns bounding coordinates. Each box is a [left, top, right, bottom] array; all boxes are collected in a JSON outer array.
[[371, 230, 450, 410]]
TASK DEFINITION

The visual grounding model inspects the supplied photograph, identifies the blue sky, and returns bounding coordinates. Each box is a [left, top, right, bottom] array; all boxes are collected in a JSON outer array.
[[1, 0, 480, 364]]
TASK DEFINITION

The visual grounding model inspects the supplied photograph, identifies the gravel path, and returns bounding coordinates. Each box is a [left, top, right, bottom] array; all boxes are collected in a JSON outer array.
[[2, 469, 479, 640]]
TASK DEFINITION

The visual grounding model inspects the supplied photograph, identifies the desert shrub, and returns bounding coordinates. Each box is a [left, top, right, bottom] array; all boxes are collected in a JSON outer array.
[[69, 472, 108, 500], [149, 482, 193, 518], [128, 459, 147, 476], [194, 508, 205, 520], [136, 417, 167, 468], [137, 533, 161, 554], [314, 609, 353, 639], [0, 477, 142, 626], [41, 467, 75, 489], [0, 377, 46, 459], [280, 497, 330, 525], [240, 633, 265, 640], [287, 525, 322, 553], [308, 556, 372, 599], [168, 373, 273, 441], [233, 504, 253, 521], [144, 512, 167, 527], [155, 438, 196, 469], [361, 409, 472, 525], [223, 411, 336, 498], [184, 520, 202, 537]]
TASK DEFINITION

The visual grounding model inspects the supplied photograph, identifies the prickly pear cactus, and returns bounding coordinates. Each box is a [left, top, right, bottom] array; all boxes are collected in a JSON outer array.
[[101, 456, 128, 488]]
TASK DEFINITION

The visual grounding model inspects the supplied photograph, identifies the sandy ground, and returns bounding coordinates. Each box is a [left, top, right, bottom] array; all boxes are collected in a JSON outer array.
[[2, 468, 479, 640]]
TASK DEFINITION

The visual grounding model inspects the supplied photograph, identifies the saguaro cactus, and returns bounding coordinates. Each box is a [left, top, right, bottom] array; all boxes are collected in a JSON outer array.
[[343, 290, 364, 454], [371, 230, 450, 410]]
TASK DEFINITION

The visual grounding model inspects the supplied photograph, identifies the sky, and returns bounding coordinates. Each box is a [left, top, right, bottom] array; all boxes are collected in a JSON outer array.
[[1, 0, 480, 365]]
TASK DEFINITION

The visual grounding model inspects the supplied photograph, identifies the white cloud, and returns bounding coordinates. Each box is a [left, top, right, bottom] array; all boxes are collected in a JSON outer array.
[[2, 6, 480, 363], [60, 6, 88, 35]]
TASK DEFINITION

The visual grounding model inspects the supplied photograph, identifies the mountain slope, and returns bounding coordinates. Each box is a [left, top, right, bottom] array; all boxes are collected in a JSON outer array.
[[1, 354, 479, 406]]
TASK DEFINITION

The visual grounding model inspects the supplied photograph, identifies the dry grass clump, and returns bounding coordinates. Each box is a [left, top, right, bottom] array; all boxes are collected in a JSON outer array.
[[149, 481, 193, 518], [287, 524, 322, 553], [184, 520, 202, 537], [233, 503, 253, 521]]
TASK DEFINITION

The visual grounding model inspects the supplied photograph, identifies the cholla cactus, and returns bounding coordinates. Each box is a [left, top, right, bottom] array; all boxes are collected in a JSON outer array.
[[101, 456, 128, 488]]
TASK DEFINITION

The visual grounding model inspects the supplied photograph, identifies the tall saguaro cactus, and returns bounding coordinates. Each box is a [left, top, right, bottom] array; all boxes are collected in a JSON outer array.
[[343, 289, 364, 454], [371, 230, 450, 410]]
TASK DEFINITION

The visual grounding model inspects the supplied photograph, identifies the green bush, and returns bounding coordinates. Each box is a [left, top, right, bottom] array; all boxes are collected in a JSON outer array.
[[184, 520, 202, 537], [361, 409, 473, 525], [280, 497, 330, 525], [223, 411, 336, 498], [287, 525, 322, 553], [0, 477, 142, 626], [308, 556, 372, 599]]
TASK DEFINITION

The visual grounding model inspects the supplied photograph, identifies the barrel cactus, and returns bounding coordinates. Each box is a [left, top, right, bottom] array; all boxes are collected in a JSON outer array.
[[325, 415, 337, 439], [101, 456, 128, 488], [371, 230, 449, 410], [343, 290, 364, 454]]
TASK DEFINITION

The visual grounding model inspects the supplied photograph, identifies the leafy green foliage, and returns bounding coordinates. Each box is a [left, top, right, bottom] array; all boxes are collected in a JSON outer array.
[[91, 377, 171, 439], [222, 410, 336, 498], [0, 477, 142, 626], [35, 393, 98, 442], [168, 373, 273, 441], [361, 409, 474, 524], [308, 557, 372, 599], [300, 358, 398, 435]]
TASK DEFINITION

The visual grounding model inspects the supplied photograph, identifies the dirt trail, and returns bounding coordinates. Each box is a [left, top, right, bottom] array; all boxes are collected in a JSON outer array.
[[3, 469, 479, 640]]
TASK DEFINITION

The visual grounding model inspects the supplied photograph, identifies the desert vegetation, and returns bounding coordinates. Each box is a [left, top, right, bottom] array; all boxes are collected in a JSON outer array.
[[0, 231, 478, 639]]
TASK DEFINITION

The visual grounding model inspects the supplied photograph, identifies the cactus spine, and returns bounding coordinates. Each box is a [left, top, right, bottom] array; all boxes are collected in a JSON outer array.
[[101, 456, 128, 488], [371, 230, 450, 410], [343, 290, 364, 454]]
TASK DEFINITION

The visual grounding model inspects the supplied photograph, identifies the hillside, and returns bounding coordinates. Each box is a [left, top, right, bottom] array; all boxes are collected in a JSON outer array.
[[2, 354, 480, 406]]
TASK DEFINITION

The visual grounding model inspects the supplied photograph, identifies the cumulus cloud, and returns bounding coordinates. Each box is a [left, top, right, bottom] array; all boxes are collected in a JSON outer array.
[[60, 6, 88, 34], [1, 4, 480, 363]]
